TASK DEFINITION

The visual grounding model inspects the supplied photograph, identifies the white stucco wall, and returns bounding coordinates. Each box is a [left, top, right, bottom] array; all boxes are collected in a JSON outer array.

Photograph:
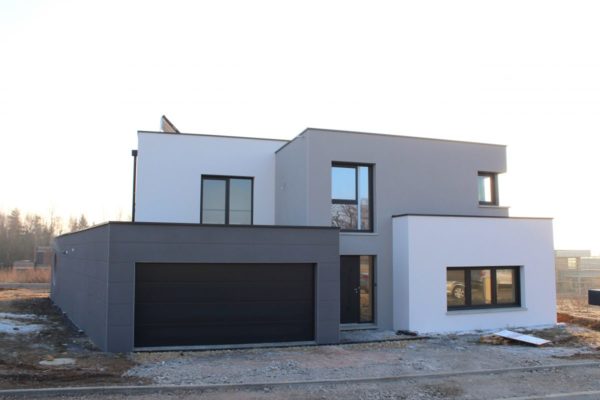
[[135, 132, 286, 224], [393, 215, 556, 333]]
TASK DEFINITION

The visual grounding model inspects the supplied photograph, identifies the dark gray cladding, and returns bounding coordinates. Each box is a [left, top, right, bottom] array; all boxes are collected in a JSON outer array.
[[51, 224, 110, 350], [51, 222, 340, 352]]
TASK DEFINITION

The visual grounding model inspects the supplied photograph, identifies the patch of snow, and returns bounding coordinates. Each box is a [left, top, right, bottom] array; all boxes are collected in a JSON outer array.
[[0, 312, 42, 320], [0, 313, 46, 334], [0, 321, 44, 334]]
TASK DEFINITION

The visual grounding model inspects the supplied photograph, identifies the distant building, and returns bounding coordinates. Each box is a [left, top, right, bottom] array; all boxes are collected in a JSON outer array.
[[34, 246, 53, 267], [555, 250, 600, 297]]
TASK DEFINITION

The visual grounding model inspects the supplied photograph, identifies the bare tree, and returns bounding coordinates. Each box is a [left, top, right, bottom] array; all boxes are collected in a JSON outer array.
[[331, 204, 358, 230], [0, 209, 91, 266], [78, 214, 89, 229]]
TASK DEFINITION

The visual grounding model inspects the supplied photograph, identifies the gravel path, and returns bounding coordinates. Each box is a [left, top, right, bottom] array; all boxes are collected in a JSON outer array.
[[126, 326, 596, 386]]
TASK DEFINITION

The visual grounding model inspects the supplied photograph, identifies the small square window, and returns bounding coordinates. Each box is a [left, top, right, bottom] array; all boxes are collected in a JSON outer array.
[[478, 172, 498, 205]]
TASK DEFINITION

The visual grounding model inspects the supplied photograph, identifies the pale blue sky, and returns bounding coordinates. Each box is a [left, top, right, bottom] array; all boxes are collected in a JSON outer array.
[[1, 1, 599, 252]]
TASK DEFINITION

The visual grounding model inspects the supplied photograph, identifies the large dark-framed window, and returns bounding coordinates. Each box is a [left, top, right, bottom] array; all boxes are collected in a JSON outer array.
[[201, 175, 253, 225], [331, 162, 373, 231], [478, 172, 498, 205], [447, 266, 520, 310]]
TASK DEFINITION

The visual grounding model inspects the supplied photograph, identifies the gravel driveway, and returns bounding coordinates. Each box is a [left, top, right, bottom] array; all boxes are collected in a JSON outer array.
[[127, 326, 599, 386]]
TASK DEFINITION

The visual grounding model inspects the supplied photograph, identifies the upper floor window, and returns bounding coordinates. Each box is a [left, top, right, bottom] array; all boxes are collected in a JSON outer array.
[[201, 176, 253, 225], [331, 163, 372, 231], [478, 172, 498, 205]]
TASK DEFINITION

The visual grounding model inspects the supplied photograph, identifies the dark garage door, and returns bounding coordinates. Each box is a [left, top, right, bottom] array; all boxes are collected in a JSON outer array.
[[135, 263, 315, 347]]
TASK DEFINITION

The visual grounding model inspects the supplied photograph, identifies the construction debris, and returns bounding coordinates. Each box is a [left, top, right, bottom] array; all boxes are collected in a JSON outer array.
[[493, 330, 551, 346]]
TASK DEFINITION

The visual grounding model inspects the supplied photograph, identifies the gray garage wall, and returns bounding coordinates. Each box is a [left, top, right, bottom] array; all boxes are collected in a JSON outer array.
[[51, 224, 110, 350], [52, 222, 340, 352]]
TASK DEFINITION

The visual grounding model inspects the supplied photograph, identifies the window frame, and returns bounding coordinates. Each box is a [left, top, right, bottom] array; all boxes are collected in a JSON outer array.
[[331, 162, 374, 232], [447, 266, 521, 311], [200, 175, 254, 225], [478, 172, 499, 206]]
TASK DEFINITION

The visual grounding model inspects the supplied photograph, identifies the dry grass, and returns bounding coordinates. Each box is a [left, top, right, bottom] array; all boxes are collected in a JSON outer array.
[[0, 268, 51, 283], [558, 296, 591, 313]]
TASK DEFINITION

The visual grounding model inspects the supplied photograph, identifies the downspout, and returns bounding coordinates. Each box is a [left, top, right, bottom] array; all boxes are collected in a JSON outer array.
[[131, 150, 138, 222]]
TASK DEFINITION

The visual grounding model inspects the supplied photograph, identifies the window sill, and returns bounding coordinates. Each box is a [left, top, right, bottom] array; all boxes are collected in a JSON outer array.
[[478, 204, 510, 209], [340, 231, 379, 236], [446, 306, 527, 316]]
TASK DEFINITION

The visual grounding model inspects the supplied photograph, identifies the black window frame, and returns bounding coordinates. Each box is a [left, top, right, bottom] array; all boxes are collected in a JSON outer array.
[[447, 266, 521, 311], [331, 162, 374, 232], [478, 172, 499, 206], [200, 175, 254, 225]]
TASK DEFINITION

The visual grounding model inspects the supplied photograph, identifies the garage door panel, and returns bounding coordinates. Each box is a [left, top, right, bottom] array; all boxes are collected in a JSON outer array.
[[137, 263, 313, 283], [135, 301, 314, 324], [135, 321, 314, 347], [135, 263, 315, 347], [136, 282, 312, 303]]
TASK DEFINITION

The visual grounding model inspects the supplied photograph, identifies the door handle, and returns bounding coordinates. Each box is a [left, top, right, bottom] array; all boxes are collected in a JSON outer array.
[[354, 287, 360, 294]]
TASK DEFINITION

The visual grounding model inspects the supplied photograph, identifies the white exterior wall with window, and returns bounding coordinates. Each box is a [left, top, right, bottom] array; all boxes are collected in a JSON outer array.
[[135, 132, 286, 224], [392, 215, 556, 333]]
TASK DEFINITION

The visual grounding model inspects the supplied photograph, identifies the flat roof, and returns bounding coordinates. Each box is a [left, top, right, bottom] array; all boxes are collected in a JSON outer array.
[[138, 130, 289, 143], [392, 214, 552, 220], [275, 127, 506, 153], [56, 221, 339, 238], [138, 127, 506, 152]]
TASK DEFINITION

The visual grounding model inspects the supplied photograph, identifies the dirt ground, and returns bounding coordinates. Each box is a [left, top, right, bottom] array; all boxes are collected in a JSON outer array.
[[3, 288, 600, 397], [557, 297, 600, 331], [0, 288, 147, 389]]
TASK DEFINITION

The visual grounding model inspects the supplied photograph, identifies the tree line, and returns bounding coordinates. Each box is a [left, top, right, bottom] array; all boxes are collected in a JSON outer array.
[[0, 209, 90, 268]]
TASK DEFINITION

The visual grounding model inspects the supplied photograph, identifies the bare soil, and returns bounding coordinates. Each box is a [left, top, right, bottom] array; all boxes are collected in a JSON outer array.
[[0, 288, 147, 389], [557, 297, 600, 335], [4, 290, 600, 396]]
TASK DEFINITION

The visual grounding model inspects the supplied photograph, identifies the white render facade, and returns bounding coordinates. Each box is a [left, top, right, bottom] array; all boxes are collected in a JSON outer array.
[[135, 132, 285, 224], [134, 127, 556, 335], [393, 215, 555, 333]]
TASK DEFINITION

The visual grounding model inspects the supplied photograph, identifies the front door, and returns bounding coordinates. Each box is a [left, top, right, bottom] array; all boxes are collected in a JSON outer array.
[[340, 256, 374, 324]]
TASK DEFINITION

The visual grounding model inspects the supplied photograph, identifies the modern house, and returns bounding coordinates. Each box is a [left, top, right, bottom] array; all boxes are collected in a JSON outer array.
[[51, 126, 556, 352]]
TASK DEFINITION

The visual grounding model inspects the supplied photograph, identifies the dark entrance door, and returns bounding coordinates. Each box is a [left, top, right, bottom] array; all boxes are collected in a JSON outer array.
[[134, 263, 315, 347], [340, 255, 375, 324], [340, 256, 361, 324]]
